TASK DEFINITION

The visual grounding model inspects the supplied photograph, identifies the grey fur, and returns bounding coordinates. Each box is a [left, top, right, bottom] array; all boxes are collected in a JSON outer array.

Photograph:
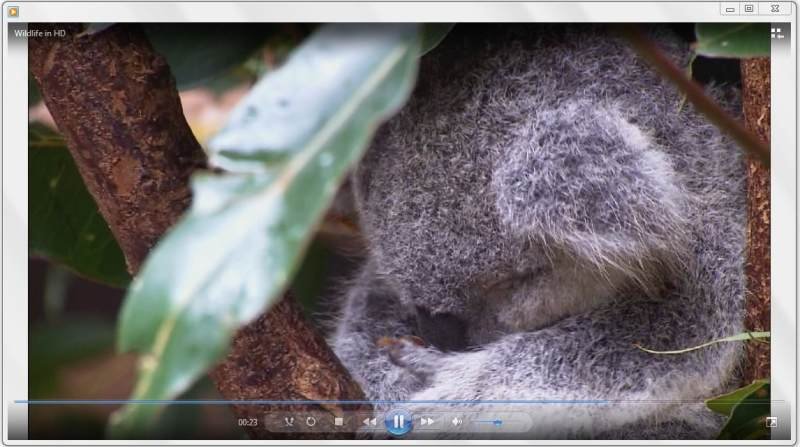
[[331, 24, 746, 440]]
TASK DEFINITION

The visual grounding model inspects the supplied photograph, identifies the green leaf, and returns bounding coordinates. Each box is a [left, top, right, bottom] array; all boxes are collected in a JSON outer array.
[[420, 24, 454, 56], [707, 380, 770, 440], [143, 24, 273, 90], [110, 24, 421, 437], [707, 379, 770, 416], [29, 124, 131, 287], [694, 23, 770, 58], [207, 24, 420, 172]]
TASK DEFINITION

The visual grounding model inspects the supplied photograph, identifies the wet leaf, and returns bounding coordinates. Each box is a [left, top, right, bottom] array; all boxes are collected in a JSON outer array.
[[110, 24, 421, 437]]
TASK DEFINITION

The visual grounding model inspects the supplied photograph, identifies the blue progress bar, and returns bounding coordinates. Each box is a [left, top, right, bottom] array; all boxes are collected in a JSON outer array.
[[15, 399, 608, 405]]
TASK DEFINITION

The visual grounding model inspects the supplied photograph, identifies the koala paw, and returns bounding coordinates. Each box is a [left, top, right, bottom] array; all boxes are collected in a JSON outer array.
[[377, 336, 442, 385]]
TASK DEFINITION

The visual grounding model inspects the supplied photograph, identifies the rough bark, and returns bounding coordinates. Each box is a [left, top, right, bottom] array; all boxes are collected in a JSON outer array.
[[29, 24, 206, 273], [740, 58, 771, 384], [28, 23, 367, 438], [210, 298, 370, 439]]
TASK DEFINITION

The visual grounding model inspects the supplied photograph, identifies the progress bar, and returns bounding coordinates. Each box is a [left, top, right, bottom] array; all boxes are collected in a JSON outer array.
[[15, 399, 609, 405]]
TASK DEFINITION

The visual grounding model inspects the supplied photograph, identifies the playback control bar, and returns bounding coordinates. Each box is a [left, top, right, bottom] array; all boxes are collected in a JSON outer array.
[[264, 410, 532, 436]]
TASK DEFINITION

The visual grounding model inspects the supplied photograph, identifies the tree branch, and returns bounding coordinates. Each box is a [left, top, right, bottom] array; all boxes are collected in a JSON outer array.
[[740, 58, 771, 384], [29, 23, 367, 439], [210, 298, 370, 439], [29, 24, 205, 273]]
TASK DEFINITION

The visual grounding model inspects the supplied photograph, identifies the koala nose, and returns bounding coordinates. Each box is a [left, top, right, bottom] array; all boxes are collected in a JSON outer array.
[[415, 306, 468, 352]]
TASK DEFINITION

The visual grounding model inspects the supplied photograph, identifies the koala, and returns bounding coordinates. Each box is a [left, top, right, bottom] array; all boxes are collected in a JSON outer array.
[[331, 24, 746, 440]]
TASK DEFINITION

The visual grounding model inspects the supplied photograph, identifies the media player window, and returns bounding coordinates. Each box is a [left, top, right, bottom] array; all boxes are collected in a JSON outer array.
[[2, 1, 797, 444]]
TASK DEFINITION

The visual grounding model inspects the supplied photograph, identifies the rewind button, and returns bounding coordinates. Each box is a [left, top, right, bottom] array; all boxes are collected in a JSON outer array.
[[362, 416, 378, 428]]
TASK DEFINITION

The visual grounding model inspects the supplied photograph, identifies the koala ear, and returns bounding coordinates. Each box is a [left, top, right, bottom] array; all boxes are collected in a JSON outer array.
[[492, 101, 689, 284]]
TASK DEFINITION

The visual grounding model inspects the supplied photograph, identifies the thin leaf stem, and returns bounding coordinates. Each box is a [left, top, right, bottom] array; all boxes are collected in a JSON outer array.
[[635, 331, 770, 355]]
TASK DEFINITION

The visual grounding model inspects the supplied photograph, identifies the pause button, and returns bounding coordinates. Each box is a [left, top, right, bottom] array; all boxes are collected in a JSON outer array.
[[384, 409, 413, 436]]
